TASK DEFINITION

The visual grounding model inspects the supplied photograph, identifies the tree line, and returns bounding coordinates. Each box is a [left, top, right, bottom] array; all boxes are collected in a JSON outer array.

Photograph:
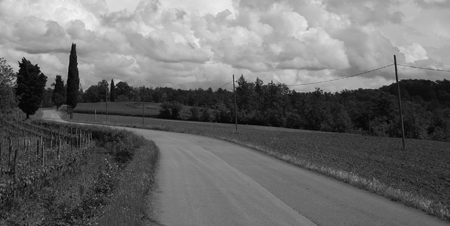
[[1, 46, 449, 141], [78, 75, 450, 142]]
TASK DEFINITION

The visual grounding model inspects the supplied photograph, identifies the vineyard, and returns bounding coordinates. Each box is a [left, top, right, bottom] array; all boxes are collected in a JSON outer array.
[[0, 115, 93, 203]]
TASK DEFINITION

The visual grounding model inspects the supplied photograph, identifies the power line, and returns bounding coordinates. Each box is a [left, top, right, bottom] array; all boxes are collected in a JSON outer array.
[[397, 64, 450, 73], [286, 64, 394, 86], [216, 81, 232, 89]]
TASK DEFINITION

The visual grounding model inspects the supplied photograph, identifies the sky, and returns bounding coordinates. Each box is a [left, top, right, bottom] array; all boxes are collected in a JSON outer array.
[[0, 0, 449, 92]]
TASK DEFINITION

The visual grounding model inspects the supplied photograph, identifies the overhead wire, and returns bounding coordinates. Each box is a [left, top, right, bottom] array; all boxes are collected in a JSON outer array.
[[216, 81, 232, 90], [397, 64, 450, 73], [286, 64, 394, 86], [213, 62, 448, 91]]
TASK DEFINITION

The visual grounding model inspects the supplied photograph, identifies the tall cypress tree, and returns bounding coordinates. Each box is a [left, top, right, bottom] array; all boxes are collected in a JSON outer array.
[[110, 79, 116, 102], [66, 43, 79, 112], [16, 58, 47, 119]]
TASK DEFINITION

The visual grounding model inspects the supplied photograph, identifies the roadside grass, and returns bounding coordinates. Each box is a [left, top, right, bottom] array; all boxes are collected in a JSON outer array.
[[74, 102, 161, 117], [68, 112, 450, 222], [98, 140, 160, 226]]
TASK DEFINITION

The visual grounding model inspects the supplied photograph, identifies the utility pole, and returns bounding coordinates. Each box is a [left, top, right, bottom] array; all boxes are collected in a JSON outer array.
[[142, 86, 145, 125], [233, 74, 238, 132], [105, 87, 108, 122], [394, 55, 406, 150]]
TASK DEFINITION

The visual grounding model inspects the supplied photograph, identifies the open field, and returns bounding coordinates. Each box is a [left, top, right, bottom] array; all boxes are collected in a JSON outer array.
[[73, 102, 161, 117], [67, 112, 450, 221]]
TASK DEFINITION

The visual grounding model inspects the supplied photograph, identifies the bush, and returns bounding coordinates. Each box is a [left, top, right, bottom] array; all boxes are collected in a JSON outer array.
[[159, 102, 184, 119]]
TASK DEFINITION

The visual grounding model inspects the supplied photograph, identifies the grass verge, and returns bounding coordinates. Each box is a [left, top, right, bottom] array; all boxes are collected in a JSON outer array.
[[67, 112, 450, 222], [98, 140, 160, 226]]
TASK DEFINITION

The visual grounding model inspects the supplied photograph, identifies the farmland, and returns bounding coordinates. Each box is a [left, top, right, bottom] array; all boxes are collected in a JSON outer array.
[[73, 102, 161, 117], [68, 112, 450, 221]]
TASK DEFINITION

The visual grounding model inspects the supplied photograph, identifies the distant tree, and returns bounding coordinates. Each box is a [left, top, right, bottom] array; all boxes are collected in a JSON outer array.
[[15, 58, 47, 119], [52, 75, 65, 109], [236, 75, 255, 113], [0, 57, 16, 114], [98, 79, 109, 101], [83, 85, 100, 102], [200, 108, 212, 122], [189, 106, 200, 121], [78, 87, 84, 103], [159, 102, 183, 119], [41, 88, 54, 108], [110, 79, 116, 102], [115, 81, 132, 100], [66, 43, 79, 114]]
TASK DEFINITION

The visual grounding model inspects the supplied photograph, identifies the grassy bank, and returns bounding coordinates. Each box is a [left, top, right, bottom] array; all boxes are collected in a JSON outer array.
[[68, 112, 450, 222], [1, 121, 159, 225]]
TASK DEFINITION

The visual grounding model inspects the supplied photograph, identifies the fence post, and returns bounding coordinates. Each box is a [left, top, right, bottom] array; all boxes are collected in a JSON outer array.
[[8, 137, 12, 168], [23, 138, 27, 163], [36, 138, 40, 159], [0, 139, 3, 177], [13, 148, 18, 180], [42, 141, 45, 167], [50, 134, 53, 150], [57, 137, 61, 161]]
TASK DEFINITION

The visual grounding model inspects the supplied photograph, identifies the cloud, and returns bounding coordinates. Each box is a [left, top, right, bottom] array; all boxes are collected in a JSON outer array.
[[399, 43, 428, 63], [414, 0, 450, 8], [0, 0, 447, 92]]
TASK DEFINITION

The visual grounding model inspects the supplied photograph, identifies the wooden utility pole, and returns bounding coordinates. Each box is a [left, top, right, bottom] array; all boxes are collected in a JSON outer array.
[[233, 74, 238, 132], [394, 55, 406, 150], [106, 88, 108, 122], [142, 86, 145, 125]]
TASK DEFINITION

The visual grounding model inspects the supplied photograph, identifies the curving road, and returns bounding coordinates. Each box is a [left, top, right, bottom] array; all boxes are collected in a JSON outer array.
[[42, 110, 449, 226]]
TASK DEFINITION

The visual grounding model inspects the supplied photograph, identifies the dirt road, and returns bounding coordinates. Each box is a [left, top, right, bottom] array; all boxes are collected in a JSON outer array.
[[42, 110, 449, 226]]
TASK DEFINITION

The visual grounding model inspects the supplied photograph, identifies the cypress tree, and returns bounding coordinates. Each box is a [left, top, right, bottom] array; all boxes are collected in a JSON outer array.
[[16, 58, 47, 119], [110, 79, 116, 102], [66, 43, 79, 111]]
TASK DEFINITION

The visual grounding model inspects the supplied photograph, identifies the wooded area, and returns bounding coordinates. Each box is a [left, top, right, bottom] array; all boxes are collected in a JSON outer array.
[[78, 77, 450, 142]]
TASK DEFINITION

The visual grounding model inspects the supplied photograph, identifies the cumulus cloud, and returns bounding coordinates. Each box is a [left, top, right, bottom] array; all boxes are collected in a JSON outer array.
[[0, 0, 447, 92], [399, 43, 428, 63]]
